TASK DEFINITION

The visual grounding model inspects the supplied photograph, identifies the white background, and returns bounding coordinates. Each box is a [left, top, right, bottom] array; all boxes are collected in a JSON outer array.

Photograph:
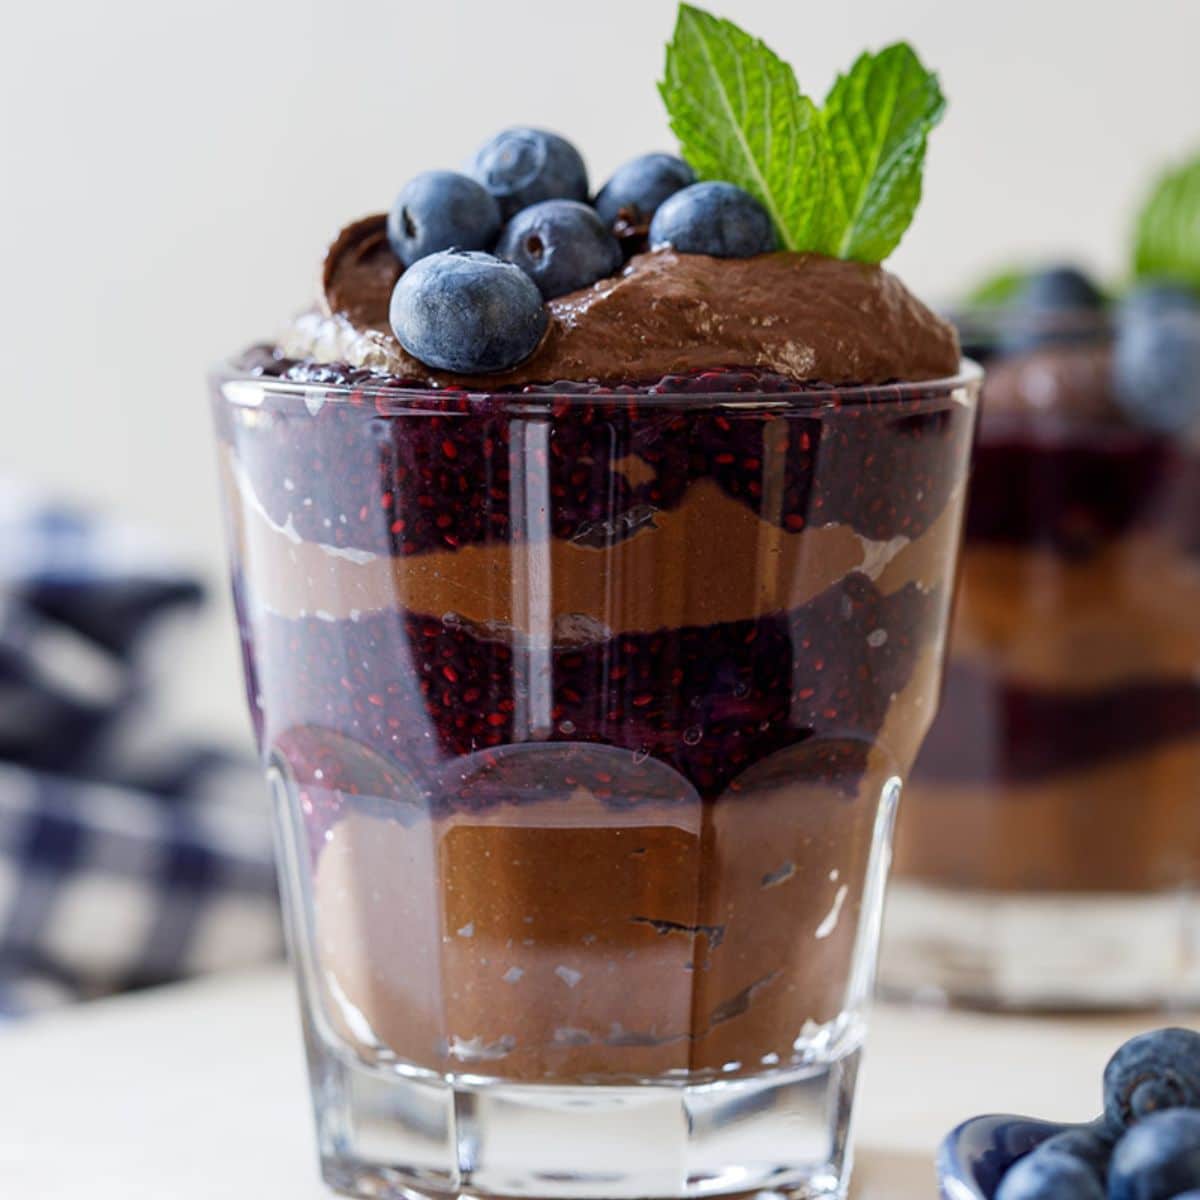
[[3, 0, 1196, 741]]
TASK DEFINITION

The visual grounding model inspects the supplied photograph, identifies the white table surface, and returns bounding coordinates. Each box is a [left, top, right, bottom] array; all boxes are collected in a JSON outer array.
[[0, 967, 1187, 1199]]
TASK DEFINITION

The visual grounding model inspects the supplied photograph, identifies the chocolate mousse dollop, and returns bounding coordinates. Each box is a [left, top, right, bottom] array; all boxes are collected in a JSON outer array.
[[279, 213, 960, 388]]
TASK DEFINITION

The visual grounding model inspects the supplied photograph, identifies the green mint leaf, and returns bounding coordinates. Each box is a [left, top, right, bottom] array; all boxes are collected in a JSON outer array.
[[659, 4, 825, 251], [817, 44, 945, 262], [1133, 151, 1200, 289], [965, 266, 1034, 306]]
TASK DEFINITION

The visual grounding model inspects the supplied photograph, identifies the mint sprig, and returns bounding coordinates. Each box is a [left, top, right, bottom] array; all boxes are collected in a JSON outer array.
[[1133, 151, 1200, 290], [659, 5, 825, 252], [659, 4, 945, 264], [965, 266, 1034, 307]]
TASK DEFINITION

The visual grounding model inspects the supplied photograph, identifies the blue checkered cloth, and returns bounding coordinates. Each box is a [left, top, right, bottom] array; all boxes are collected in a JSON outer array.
[[0, 481, 281, 1016]]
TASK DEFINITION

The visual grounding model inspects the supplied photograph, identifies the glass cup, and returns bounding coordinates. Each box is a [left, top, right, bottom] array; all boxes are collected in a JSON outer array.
[[211, 363, 979, 1200], [883, 308, 1200, 1009]]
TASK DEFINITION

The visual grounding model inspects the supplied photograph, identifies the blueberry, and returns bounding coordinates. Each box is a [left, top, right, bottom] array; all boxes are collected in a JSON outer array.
[[999, 265, 1109, 356], [649, 181, 776, 259], [388, 250, 547, 374], [593, 153, 696, 227], [1120, 281, 1200, 323], [1036, 1122, 1115, 1178], [495, 200, 622, 300], [469, 128, 588, 219], [1109, 1110, 1200, 1200], [1105, 1029, 1200, 1131], [386, 171, 502, 267], [1113, 302, 1200, 433], [996, 1150, 1106, 1200], [1016, 266, 1107, 314]]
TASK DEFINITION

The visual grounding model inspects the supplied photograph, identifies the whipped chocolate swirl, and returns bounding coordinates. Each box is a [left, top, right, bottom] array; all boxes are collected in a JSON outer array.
[[279, 214, 960, 389]]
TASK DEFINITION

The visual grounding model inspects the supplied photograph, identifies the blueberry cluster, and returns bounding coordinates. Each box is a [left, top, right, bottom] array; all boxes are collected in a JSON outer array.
[[385, 127, 776, 373], [985, 264, 1200, 434], [996, 1027, 1200, 1200]]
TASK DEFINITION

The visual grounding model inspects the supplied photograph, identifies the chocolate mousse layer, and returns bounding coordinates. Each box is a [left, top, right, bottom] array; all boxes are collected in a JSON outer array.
[[272, 213, 960, 389], [217, 231, 974, 1083], [895, 336, 1200, 895]]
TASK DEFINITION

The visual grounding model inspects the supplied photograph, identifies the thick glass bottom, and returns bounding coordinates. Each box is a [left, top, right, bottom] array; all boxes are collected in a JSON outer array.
[[269, 762, 872, 1200], [307, 1026, 860, 1200], [880, 881, 1200, 1010]]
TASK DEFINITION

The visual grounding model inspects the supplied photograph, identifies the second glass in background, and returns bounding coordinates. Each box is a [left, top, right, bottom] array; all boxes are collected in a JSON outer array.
[[884, 302, 1200, 1008]]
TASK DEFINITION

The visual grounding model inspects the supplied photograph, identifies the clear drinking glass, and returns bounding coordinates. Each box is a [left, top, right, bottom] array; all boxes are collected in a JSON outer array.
[[211, 363, 979, 1200], [884, 308, 1200, 1009]]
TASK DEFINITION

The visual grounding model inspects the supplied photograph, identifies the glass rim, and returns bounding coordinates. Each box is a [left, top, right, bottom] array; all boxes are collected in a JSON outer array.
[[210, 357, 983, 415], [949, 304, 1113, 343]]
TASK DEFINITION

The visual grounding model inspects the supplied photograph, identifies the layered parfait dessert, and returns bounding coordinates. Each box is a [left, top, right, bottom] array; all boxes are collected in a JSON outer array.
[[222, 241, 969, 1079], [211, 8, 978, 1197], [886, 152, 1200, 1007]]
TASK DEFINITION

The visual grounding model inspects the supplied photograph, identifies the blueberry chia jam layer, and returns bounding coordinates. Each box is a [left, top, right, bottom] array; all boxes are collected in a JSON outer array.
[[213, 106, 977, 1082], [895, 288, 1200, 898]]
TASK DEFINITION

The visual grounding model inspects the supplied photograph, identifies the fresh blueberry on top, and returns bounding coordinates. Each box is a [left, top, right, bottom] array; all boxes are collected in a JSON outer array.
[[649, 181, 776, 258], [1105, 1029, 1200, 1131], [1113, 298, 1200, 433], [386, 171, 502, 267], [1119, 281, 1200, 323], [1017, 266, 1107, 313], [999, 265, 1108, 356], [593, 153, 696, 227], [995, 1150, 1106, 1200], [1109, 1109, 1200, 1200], [388, 250, 547, 374], [1035, 1122, 1115, 1178], [496, 200, 623, 300], [469, 128, 589, 219]]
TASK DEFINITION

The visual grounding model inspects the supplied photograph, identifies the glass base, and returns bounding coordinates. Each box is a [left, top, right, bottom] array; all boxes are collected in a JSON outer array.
[[880, 881, 1200, 1010], [306, 1028, 860, 1200]]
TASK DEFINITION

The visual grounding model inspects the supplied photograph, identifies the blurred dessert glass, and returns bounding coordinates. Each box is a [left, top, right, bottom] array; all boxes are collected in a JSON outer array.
[[884, 276, 1200, 1008]]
